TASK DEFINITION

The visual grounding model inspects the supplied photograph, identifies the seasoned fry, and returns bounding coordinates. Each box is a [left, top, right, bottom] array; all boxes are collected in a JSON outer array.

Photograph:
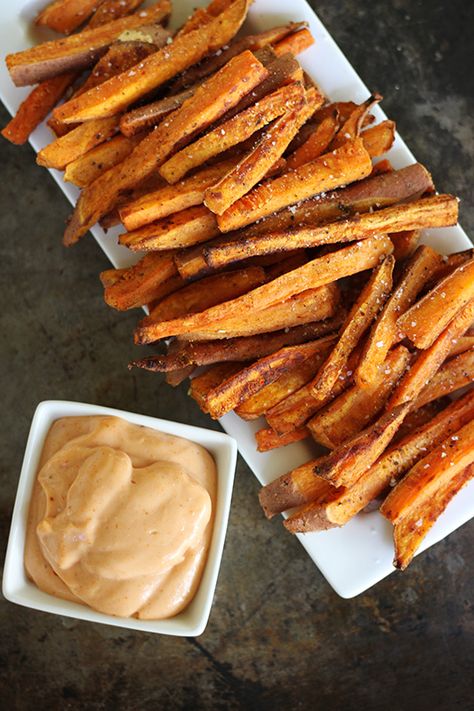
[[355, 245, 444, 388], [283, 392, 474, 530], [389, 230, 421, 261], [259, 460, 336, 519], [309, 345, 410, 448], [53, 0, 252, 122], [415, 348, 474, 407], [256, 427, 309, 452], [205, 340, 330, 419], [36, 0, 102, 34], [361, 120, 396, 158], [329, 94, 381, 149], [87, 0, 145, 28], [398, 258, 474, 349], [119, 206, 219, 252], [103, 252, 179, 311], [135, 236, 392, 343], [159, 82, 306, 183], [99, 268, 128, 289], [425, 248, 474, 288], [189, 363, 243, 413], [204, 90, 321, 215], [388, 300, 474, 407], [37, 116, 119, 170], [120, 88, 195, 137], [286, 111, 340, 169], [272, 28, 315, 56], [216, 136, 373, 232], [311, 255, 395, 402], [381, 420, 474, 569], [7, 1, 171, 86], [64, 133, 143, 187]]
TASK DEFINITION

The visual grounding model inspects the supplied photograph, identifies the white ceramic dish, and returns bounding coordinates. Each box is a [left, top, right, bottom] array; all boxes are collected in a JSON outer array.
[[0, 0, 472, 598], [2, 400, 237, 635]]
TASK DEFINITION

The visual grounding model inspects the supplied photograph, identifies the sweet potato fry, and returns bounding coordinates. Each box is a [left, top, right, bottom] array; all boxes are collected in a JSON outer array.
[[381, 419, 474, 569], [159, 82, 306, 184], [285, 111, 340, 170], [272, 28, 315, 56], [37, 116, 119, 170], [7, 1, 171, 86], [103, 251, 179, 311], [448, 335, 474, 357], [204, 89, 321, 215], [311, 255, 395, 402], [135, 236, 392, 342], [205, 340, 329, 419], [389, 230, 421, 261], [361, 120, 396, 158], [398, 258, 474, 349], [388, 300, 474, 407], [309, 345, 410, 448], [119, 206, 219, 252], [329, 94, 382, 150], [256, 427, 309, 452], [235, 335, 337, 419], [216, 136, 373, 232], [99, 267, 128, 289], [64, 133, 143, 187], [119, 88, 195, 137], [284, 392, 474, 530], [355, 245, 444, 388], [425, 248, 474, 288], [415, 348, 474, 407], [87, 0, 145, 28], [313, 402, 411, 488], [189, 363, 243, 413], [36, 0, 101, 34], [371, 158, 394, 176], [53, 0, 252, 122], [259, 460, 336, 519]]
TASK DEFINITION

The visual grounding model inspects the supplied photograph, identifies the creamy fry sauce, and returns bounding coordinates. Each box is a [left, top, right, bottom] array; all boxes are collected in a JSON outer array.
[[25, 416, 216, 619]]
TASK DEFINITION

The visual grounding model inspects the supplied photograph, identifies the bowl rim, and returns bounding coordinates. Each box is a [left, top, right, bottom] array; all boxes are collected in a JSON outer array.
[[2, 399, 238, 636]]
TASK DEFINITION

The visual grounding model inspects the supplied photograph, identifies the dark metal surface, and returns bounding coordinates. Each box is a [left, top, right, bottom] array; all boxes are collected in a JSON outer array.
[[0, 1, 472, 709]]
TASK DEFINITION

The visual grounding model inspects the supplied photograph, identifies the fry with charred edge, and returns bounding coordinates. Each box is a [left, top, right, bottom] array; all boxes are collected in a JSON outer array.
[[311, 255, 394, 402], [119, 206, 219, 252], [204, 89, 322, 215], [216, 136, 373, 232], [425, 248, 474, 288], [205, 340, 328, 419], [64, 134, 143, 187], [37, 116, 119, 170], [355, 245, 444, 388], [309, 346, 410, 449], [172, 284, 340, 342], [361, 120, 396, 158], [259, 460, 336, 519], [134, 236, 392, 343], [398, 258, 474, 349], [120, 89, 195, 137], [102, 252, 179, 311], [99, 268, 128, 289], [388, 300, 474, 407], [256, 427, 309, 452], [235, 336, 337, 419], [329, 94, 382, 149], [285, 393, 474, 532], [381, 420, 474, 569], [389, 230, 421, 261], [7, 1, 171, 86], [212, 192, 458, 260], [415, 349, 474, 407], [36, 0, 104, 34], [52, 0, 251, 122], [63, 48, 266, 245], [286, 111, 340, 170], [313, 402, 411, 488], [272, 28, 315, 56], [120, 160, 238, 231], [189, 363, 243, 414], [159, 82, 306, 184]]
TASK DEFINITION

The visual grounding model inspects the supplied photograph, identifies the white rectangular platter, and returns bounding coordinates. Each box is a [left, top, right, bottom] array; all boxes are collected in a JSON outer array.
[[1, 0, 472, 598]]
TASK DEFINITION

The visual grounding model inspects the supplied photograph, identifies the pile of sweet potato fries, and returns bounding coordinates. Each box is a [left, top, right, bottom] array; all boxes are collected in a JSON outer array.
[[4, 0, 473, 570]]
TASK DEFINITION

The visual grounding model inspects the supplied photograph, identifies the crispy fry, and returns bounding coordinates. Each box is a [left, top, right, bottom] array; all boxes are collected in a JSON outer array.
[[64, 133, 143, 187], [259, 460, 336, 519], [135, 236, 392, 343], [216, 136, 373, 232], [381, 420, 474, 569], [388, 300, 474, 407], [53, 0, 251, 122], [361, 120, 396, 158], [415, 348, 474, 407], [272, 28, 315, 56], [311, 255, 394, 402], [389, 230, 421, 260], [99, 267, 128, 289], [355, 245, 444, 388], [256, 427, 309, 452], [205, 340, 330, 419], [371, 158, 394, 176], [87, 0, 145, 28], [103, 251, 179, 311], [398, 258, 474, 349], [166, 365, 195, 387], [189, 363, 243, 413], [120, 88, 195, 137], [36, 0, 102, 34], [119, 206, 219, 252], [309, 346, 410, 448], [7, 1, 171, 86], [329, 94, 382, 149], [285, 111, 340, 169], [425, 248, 474, 288], [37, 116, 119, 170], [204, 89, 322, 215], [159, 82, 306, 183], [120, 160, 239, 231]]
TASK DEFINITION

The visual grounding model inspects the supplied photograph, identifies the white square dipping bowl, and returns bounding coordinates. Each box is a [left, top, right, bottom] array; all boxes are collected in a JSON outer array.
[[3, 400, 238, 636]]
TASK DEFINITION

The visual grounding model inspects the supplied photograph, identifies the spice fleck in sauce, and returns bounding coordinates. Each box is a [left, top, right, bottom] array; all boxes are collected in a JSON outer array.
[[25, 416, 216, 619]]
